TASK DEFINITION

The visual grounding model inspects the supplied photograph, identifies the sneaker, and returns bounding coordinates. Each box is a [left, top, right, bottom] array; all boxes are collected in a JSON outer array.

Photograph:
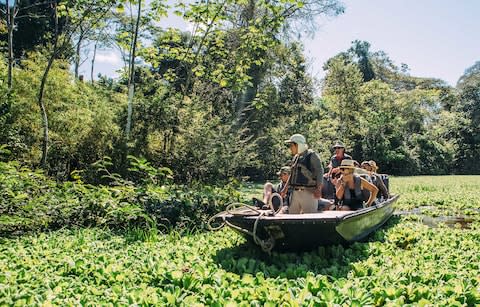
[[252, 197, 266, 208]]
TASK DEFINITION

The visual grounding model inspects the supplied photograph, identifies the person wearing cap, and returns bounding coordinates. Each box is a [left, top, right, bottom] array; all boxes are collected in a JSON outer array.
[[327, 141, 352, 177], [284, 134, 324, 214], [334, 159, 378, 210], [361, 160, 390, 200], [321, 141, 352, 206]]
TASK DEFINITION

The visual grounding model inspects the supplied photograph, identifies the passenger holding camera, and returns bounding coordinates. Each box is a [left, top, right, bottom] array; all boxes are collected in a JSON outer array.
[[334, 159, 378, 211]]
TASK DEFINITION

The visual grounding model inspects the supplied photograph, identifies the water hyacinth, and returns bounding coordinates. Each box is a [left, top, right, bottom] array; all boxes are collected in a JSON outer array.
[[0, 175, 479, 305]]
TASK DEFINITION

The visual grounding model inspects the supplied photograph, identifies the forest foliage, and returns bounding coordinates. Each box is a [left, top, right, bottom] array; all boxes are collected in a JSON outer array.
[[1, 0, 479, 186]]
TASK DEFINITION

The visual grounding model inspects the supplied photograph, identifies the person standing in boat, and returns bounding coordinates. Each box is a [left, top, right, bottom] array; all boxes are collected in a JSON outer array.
[[284, 134, 324, 214], [335, 159, 378, 210]]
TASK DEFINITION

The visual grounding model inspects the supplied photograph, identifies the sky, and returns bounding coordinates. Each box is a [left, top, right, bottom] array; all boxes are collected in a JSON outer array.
[[78, 0, 480, 87], [303, 0, 480, 86]]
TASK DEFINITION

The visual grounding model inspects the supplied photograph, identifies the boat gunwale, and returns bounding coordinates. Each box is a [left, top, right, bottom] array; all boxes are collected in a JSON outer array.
[[220, 194, 399, 222]]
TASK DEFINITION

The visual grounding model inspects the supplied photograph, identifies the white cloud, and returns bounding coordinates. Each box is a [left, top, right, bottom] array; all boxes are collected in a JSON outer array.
[[96, 51, 122, 65]]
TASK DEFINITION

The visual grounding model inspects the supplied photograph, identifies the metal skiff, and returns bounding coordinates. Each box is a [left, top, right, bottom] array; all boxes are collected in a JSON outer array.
[[212, 195, 399, 252]]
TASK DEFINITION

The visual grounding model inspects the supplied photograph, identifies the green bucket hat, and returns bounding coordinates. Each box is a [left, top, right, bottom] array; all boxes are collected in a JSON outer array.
[[333, 141, 345, 149], [276, 166, 291, 176]]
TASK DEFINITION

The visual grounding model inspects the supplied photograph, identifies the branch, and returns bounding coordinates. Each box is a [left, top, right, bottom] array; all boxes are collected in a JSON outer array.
[[183, 0, 229, 64], [15, 13, 49, 20], [18, 1, 54, 12], [57, 2, 116, 56]]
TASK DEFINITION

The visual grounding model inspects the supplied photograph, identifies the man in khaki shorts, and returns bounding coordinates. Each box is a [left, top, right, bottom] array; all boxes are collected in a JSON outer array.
[[284, 134, 324, 214]]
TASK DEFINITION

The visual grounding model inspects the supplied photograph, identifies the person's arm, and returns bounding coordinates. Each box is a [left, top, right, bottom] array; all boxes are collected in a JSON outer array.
[[335, 176, 345, 200], [262, 182, 274, 205], [327, 160, 333, 175], [361, 178, 378, 206], [310, 152, 324, 198]]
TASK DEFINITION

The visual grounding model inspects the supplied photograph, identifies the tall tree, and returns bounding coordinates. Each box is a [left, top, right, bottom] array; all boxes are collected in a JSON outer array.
[[1, 0, 51, 91], [1, 0, 17, 91], [454, 61, 480, 173], [348, 40, 375, 82], [111, 0, 168, 141], [124, 0, 142, 141], [35, 0, 116, 168], [322, 55, 364, 156]]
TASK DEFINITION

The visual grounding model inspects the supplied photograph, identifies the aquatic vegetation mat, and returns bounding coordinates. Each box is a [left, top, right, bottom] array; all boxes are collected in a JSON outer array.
[[1, 222, 479, 305], [0, 175, 479, 305]]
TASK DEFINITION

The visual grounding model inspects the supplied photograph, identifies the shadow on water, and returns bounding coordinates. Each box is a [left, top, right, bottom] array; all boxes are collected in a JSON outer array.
[[212, 215, 401, 280], [394, 206, 476, 229]]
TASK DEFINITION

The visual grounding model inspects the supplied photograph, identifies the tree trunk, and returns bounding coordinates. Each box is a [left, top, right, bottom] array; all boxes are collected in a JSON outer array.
[[235, 63, 263, 126], [90, 41, 97, 82], [38, 55, 55, 168], [125, 83, 134, 139], [125, 0, 142, 140], [37, 0, 59, 169], [74, 27, 84, 79], [6, 0, 15, 91]]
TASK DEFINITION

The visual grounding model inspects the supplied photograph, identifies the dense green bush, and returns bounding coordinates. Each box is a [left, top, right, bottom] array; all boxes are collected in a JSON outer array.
[[2, 54, 124, 178], [0, 161, 240, 235]]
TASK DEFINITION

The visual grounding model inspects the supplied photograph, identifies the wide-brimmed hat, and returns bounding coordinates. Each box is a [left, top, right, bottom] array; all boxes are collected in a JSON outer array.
[[332, 141, 345, 149], [339, 159, 355, 169], [284, 134, 306, 145], [276, 166, 291, 176]]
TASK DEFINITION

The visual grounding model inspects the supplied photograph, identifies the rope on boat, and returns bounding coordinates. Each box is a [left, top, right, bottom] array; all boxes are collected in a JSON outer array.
[[252, 210, 275, 254], [226, 202, 262, 215], [207, 202, 258, 231], [207, 212, 226, 231], [207, 202, 276, 254]]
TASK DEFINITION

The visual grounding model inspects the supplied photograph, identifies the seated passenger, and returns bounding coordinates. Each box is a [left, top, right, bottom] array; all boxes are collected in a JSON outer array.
[[361, 160, 390, 200], [334, 159, 378, 210], [327, 141, 352, 178], [321, 172, 337, 200], [253, 166, 291, 211]]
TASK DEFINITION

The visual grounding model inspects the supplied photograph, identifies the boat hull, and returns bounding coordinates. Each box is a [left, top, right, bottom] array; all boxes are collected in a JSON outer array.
[[220, 195, 398, 251]]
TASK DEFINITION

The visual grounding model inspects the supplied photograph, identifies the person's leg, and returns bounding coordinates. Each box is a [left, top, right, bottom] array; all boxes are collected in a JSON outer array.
[[301, 191, 318, 213], [288, 190, 301, 214], [263, 182, 274, 205], [339, 205, 352, 211], [322, 177, 336, 200], [318, 198, 334, 211], [291, 190, 317, 213]]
